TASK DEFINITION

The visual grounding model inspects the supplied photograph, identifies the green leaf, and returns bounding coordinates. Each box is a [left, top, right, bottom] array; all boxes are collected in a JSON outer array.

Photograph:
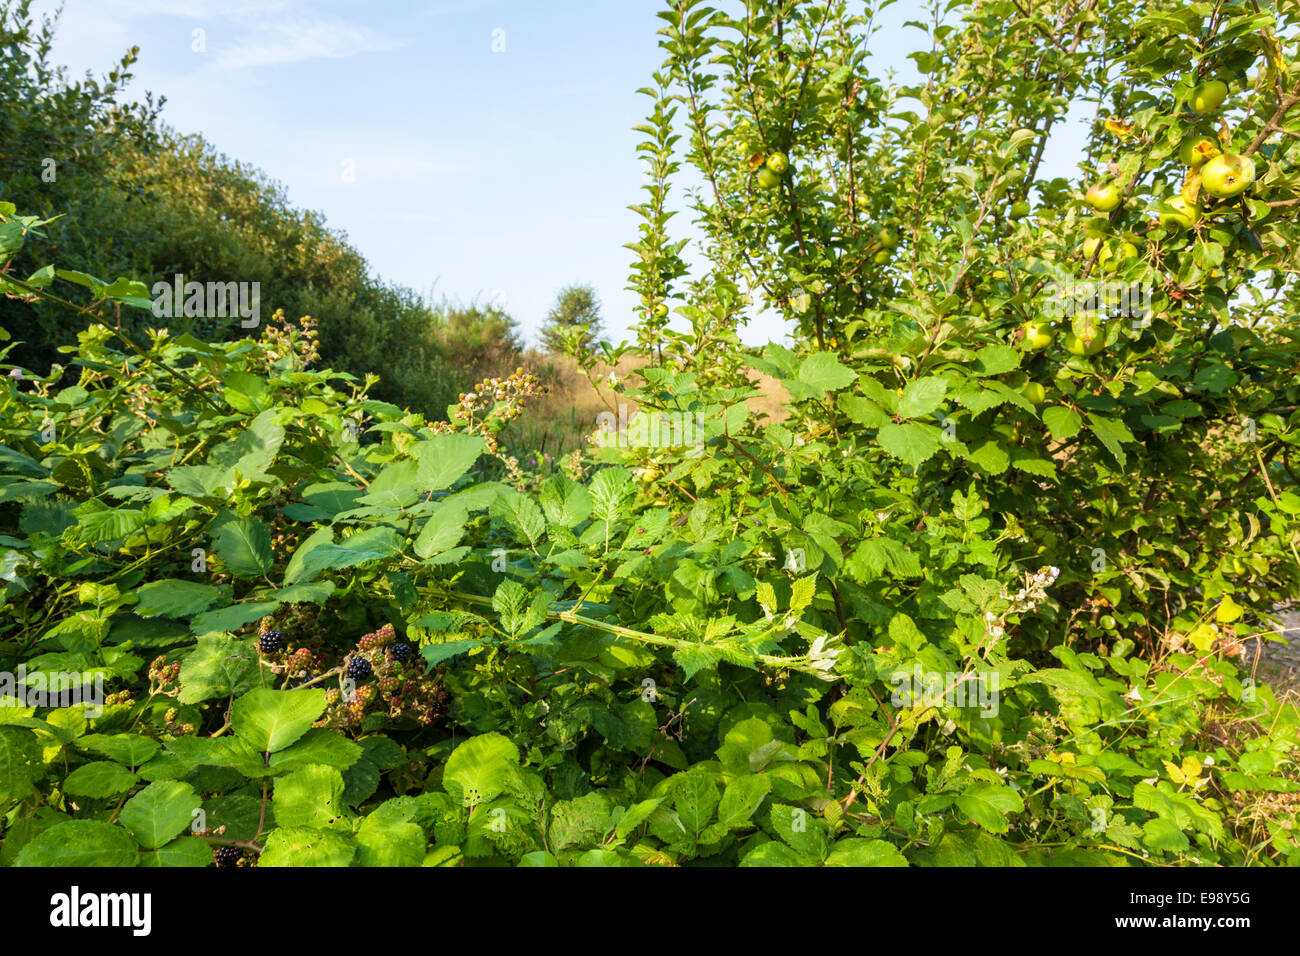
[[549, 791, 613, 851], [877, 422, 943, 468], [824, 838, 909, 866], [1042, 406, 1083, 441], [413, 501, 469, 558], [135, 580, 226, 618], [177, 634, 259, 704], [211, 511, 274, 579], [0, 726, 44, 801], [120, 781, 202, 849], [273, 765, 350, 829], [539, 474, 593, 527], [357, 814, 426, 866], [956, 782, 1025, 834], [413, 433, 486, 489], [189, 601, 279, 635], [897, 377, 948, 418], [971, 345, 1020, 377], [77, 733, 160, 767], [1086, 412, 1135, 467], [284, 526, 402, 584], [797, 352, 856, 393], [491, 490, 545, 546], [419, 638, 482, 666], [223, 371, 273, 414], [64, 761, 139, 798], [589, 467, 634, 523], [703, 774, 770, 839], [269, 730, 363, 772], [443, 733, 520, 809], [14, 820, 139, 866], [1142, 817, 1190, 852], [259, 827, 356, 866], [231, 688, 327, 754], [615, 797, 665, 840], [140, 836, 213, 867]]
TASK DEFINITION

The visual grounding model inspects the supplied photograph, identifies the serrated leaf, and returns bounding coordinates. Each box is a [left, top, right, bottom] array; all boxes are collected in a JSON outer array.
[[1042, 406, 1083, 440], [120, 781, 202, 849], [413, 501, 469, 558], [877, 422, 943, 468], [259, 827, 356, 866], [797, 352, 856, 393], [211, 511, 274, 579], [443, 733, 520, 809], [231, 688, 327, 754], [135, 580, 226, 618], [897, 377, 948, 418], [413, 433, 486, 489], [14, 820, 139, 867]]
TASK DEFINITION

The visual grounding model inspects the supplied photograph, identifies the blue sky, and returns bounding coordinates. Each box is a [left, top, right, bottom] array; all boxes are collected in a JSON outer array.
[[31, 0, 1087, 346]]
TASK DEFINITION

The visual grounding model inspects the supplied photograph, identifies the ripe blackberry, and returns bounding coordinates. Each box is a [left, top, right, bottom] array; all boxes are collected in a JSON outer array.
[[258, 630, 284, 653], [387, 641, 415, 663], [346, 657, 372, 681], [214, 846, 242, 868]]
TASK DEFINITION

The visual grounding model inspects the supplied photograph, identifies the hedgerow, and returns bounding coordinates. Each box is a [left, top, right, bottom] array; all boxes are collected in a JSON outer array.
[[2, 0, 1299, 867]]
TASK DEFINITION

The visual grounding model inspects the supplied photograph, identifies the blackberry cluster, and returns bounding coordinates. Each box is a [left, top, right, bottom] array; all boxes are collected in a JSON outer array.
[[258, 630, 284, 654], [387, 641, 415, 663], [214, 846, 242, 868], [346, 657, 372, 681]]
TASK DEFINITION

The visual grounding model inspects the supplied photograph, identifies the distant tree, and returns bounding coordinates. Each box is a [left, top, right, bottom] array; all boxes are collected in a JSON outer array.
[[539, 284, 603, 354]]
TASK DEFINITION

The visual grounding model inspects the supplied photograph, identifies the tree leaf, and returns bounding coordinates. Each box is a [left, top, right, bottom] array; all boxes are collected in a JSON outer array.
[[877, 422, 943, 468], [897, 377, 948, 418]]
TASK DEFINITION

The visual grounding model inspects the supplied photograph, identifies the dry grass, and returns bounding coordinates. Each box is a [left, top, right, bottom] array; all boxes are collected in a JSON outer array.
[[501, 349, 790, 460]]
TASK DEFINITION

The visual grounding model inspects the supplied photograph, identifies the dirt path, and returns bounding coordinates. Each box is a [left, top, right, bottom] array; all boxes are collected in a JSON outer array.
[[1245, 609, 1300, 698]]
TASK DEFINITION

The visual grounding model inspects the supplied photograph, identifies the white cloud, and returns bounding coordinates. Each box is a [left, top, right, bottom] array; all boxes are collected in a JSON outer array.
[[213, 17, 407, 70]]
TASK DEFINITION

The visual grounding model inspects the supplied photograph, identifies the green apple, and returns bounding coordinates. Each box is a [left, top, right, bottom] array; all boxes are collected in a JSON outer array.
[[1098, 240, 1138, 270], [1086, 183, 1121, 212], [873, 249, 891, 265], [1021, 319, 1055, 351], [1159, 195, 1198, 229], [757, 166, 782, 190], [1201, 153, 1256, 198], [1082, 236, 1102, 259], [1021, 381, 1047, 404], [877, 227, 898, 249], [1178, 135, 1220, 168], [765, 151, 789, 174], [1189, 79, 1228, 114], [654, 303, 669, 317], [1010, 200, 1031, 219], [1064, 321, 1106, 356]]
